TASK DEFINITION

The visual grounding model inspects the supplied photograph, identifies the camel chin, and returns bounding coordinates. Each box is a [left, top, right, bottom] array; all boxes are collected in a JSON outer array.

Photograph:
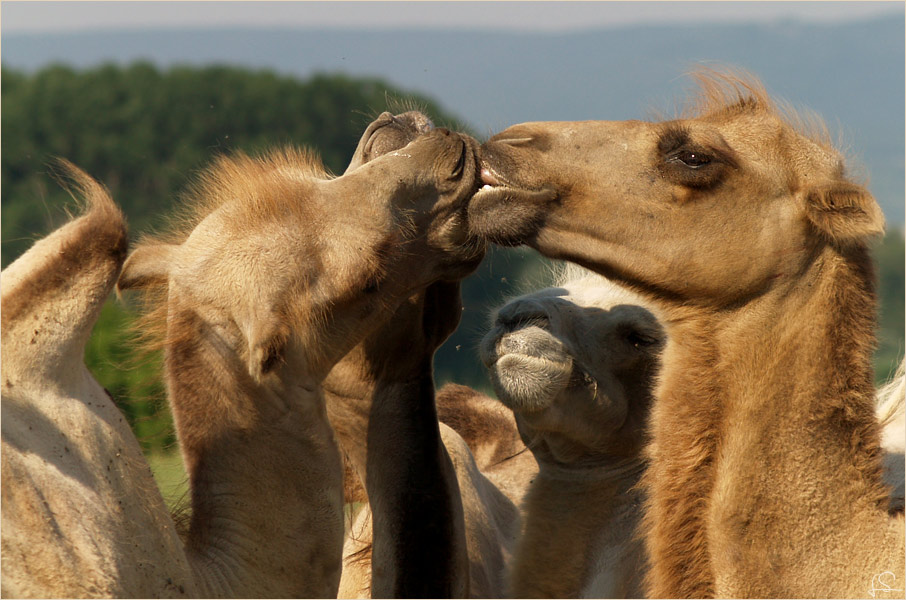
[[484, 332, 575, 413]]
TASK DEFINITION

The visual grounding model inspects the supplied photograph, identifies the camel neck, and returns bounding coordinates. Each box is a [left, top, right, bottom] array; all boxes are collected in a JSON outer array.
[[644, 243, 892, 598], [512, 462, 645, 598], [165, 310, 343, 598], [535, 455, 645, 483], [364, 373, 470, 598]]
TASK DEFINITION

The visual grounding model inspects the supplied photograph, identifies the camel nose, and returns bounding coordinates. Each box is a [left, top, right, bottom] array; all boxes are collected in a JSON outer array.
[[496, 298, 551, 331]]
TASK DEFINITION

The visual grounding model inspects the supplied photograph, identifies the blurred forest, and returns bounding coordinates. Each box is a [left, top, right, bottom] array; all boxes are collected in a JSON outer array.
[[2, 63, 903, 455]]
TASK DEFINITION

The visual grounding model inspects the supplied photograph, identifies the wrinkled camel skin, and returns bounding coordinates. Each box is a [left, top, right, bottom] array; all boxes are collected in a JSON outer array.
[[470, 69, 904, 598]]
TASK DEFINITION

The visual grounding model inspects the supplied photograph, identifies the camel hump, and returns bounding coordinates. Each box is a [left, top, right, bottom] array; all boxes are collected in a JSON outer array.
[[1, 161, 127, 385]]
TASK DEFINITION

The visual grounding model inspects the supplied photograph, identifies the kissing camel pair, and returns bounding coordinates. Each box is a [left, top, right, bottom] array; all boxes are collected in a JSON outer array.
[[3, 69, 903, 598]]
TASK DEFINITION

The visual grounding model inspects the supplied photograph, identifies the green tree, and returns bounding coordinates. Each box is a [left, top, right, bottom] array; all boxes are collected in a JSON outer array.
[[2, 63, 472, 453], [874, 228, 905, 384]]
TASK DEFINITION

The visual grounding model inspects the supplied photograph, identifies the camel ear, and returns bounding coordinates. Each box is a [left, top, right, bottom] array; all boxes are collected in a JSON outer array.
[[804, 182, 885, 246], [246, 317, 290, 382], [117, 244, 178, 291]]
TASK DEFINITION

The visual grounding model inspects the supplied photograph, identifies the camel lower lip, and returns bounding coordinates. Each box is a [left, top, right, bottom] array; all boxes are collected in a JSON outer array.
[[471, 184, 558, 205]]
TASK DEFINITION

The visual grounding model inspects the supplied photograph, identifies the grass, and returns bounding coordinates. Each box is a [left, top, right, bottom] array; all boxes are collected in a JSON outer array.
[[147, 450, 189, 512]]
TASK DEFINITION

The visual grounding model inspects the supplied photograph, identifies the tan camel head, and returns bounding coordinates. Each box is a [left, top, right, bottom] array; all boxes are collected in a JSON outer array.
[[470, 70, 885, 305], [481, 265, 664, 465], [118, 114, 484, 381]]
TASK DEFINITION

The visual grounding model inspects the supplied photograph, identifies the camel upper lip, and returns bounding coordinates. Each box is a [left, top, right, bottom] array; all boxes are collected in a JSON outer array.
[[480, 166, 502, 187]]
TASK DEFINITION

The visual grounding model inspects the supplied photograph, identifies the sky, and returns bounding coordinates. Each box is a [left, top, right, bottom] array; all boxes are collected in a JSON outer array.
[[2, 1, 902, 33]]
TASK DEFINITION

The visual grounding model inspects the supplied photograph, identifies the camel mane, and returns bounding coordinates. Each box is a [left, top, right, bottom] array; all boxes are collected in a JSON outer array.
[[149, 145, 329, 247], [118, 147, 332, 387]]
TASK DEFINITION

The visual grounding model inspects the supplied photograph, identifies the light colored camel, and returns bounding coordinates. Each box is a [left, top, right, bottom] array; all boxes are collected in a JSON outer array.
[[878, 359, 905, 515], [114, 114, 483, 597], [1, 163, 197, 598], [480, 265, 662, 598], [467, 267, 664, 593], [469, 68, 904, 597]]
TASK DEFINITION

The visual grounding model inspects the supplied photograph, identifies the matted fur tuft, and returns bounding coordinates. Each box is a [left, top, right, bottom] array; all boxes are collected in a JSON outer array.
[[121, 146, 333, 366]]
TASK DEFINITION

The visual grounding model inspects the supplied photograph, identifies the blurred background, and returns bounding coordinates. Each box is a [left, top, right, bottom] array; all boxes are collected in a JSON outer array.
[[3, 1, 903, 498]]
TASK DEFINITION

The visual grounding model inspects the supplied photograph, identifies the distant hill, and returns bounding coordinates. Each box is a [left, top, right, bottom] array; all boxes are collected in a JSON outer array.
[[2, 15, 903, 223]]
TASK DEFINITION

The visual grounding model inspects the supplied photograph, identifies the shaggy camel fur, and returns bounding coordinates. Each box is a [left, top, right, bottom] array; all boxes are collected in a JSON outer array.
[[1, 164, 197, 598], [481, 266, 662, 598], [470, 69, 904, 597], [117, 116, 483, 597]]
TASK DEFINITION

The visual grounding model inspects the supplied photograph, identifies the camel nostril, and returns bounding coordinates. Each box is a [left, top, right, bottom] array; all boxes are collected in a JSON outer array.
[[492, 136, 534, 147]]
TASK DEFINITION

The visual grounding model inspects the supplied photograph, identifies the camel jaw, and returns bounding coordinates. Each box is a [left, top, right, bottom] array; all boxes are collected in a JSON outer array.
[[468, 174, 559, 246]]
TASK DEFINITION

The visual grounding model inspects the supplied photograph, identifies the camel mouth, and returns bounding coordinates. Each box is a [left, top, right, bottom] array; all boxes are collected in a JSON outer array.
[[470, 160, 557, 202], [490, 352, 573, 413], [470, 181, 559, 206]]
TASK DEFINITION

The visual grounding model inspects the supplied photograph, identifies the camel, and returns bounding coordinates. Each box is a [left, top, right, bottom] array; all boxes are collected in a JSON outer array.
[[433, 382, 538, 507], [322, 108, 516, 598], [1, 163, 197, 597], [114, 110, 484, 597], [878, 359, 905, 515], [469, 68, 905, 597], [480, 265, 663, 598]]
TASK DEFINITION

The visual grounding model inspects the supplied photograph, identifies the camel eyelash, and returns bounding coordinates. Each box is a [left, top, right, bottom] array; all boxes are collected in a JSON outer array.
[[657, 125, 739, 171], [657, 125, 693, 156]]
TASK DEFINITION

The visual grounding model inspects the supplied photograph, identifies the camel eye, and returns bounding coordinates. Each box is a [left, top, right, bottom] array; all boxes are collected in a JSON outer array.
[[671, 150, 712, 168], [626, 329, 658, 349]]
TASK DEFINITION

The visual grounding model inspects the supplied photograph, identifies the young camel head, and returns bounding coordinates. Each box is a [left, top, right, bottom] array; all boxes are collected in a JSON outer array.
[[481, 266, 665, 466], [470, 70, 885, 306], [118, 114, 484, 384]]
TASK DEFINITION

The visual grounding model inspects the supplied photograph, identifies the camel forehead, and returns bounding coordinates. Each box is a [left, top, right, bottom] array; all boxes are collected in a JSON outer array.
[[525, 276, 644, 313]]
